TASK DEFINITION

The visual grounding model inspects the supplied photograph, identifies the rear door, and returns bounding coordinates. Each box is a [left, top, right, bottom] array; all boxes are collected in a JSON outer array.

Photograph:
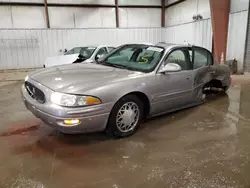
[[191, 46, 214, 99]]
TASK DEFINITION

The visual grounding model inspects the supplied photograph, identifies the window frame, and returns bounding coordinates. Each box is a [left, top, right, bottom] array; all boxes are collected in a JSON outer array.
[[95, 47, 108, 58], [192, 46, 214, 70], [158, 47, 192, 72]]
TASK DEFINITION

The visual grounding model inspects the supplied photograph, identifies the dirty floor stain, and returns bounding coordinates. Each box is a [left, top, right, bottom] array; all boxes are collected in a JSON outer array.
[[0, 80, 250, 188]]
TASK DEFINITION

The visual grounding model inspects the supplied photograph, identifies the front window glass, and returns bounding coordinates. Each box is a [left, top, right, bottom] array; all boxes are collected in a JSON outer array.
[[65, 47, 82, 55], [164, 50, 189, 70], [101, 45, 164, 72], [65, 47, 96, 59]]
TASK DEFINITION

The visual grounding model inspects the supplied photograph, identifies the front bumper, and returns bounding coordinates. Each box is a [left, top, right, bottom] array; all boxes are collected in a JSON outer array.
[[21, 80, 113, 134]]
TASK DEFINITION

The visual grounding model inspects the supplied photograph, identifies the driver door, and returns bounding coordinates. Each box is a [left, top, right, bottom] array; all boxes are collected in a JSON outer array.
[[154, 47, 194, 113]]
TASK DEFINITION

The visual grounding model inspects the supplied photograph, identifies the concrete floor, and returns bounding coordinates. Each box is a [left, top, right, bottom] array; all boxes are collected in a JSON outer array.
[[0, 77, 250, 188]]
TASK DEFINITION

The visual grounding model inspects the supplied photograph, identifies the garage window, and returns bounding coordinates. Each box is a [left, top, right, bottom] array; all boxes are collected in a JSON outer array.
[[193, 48, 213, 69]]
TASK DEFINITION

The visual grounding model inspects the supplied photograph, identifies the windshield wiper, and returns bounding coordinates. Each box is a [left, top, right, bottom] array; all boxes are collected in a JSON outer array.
[[97, 60, 141, 72], [97, 61, 126, 69], [111, 64, 126, 69], [125, 67, 140, 71]]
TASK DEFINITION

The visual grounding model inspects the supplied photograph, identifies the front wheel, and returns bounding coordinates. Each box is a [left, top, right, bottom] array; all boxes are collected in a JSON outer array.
[[106, 95, 144, 138]]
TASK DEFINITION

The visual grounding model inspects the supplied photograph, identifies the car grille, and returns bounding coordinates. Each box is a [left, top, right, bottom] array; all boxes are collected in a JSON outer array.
[[25, 81, 45, 104]]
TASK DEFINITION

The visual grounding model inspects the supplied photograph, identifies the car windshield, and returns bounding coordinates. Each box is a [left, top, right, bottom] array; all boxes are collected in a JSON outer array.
[[65, 47, 96, 58], [100, 44, 164, 73]]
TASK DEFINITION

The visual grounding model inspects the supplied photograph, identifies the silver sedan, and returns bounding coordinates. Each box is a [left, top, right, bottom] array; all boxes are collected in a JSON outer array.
[[21, 43, 231, 138]]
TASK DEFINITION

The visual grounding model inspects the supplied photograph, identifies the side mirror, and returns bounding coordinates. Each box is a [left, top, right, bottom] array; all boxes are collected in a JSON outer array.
[[63, 49, 68, 54], [159, 63, 181, 73]]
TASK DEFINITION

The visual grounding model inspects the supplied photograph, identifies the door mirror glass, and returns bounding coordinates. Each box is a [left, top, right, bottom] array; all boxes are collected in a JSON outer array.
[[159, 63, 182, 73]]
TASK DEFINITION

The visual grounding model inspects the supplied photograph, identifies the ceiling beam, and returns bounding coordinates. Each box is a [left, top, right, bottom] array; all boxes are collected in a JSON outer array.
[[118, 5, 161, 8], [161, 0, 166, 27], [0, 1, 186, 8], [44, 0, 50, 28], [165, 0, 186, 8], [0, 2, 115, 7], [115, 0, 119, 28]]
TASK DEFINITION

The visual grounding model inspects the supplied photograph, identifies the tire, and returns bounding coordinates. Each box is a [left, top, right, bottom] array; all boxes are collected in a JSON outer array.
[[106, 95, 144, 138]]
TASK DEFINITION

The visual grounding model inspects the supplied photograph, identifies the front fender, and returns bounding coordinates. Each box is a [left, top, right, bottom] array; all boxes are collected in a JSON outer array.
[[81, 79, 151, 105]]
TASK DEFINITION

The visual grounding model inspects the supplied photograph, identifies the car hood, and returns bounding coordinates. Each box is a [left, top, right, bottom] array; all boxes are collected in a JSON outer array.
[[44, 54, 80, 68], [29, 63, 142, 93]]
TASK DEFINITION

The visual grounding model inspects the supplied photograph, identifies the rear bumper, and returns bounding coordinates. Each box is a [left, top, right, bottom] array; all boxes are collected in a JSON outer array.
[[21, 83, 112, 134]]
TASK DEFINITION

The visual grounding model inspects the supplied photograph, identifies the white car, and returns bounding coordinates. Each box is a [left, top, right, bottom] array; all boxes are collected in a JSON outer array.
[[43, 45, 115, 68]]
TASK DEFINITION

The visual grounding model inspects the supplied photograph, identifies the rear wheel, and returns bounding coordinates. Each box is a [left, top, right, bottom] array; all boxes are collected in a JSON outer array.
[[106, 95, 144, 138], [203, 80, 227, 94], [201, 80, 227, 102]]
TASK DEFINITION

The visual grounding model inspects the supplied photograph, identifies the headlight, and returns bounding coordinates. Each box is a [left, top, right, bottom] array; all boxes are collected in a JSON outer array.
[[50, 92, 101, 107]]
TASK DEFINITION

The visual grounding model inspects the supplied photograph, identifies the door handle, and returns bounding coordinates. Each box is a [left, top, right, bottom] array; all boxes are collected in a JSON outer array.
[[186, 75, 192, 80]]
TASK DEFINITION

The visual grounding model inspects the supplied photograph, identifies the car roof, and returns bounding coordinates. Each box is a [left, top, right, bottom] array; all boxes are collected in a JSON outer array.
[[119, 42, 192, 51], [155, 42, 191, 49], [73, 45, 115, 48]]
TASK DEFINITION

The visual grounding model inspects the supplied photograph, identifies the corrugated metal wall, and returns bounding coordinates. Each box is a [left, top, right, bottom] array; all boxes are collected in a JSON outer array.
[[0, 1, 162, 29], [163, 19, 212, 50], [163, 0, 212, 50], [119, 8, 161, 27], [165, 0, 211, 27], [0, 28, 164, 69], [227, 10, 248, 73]]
